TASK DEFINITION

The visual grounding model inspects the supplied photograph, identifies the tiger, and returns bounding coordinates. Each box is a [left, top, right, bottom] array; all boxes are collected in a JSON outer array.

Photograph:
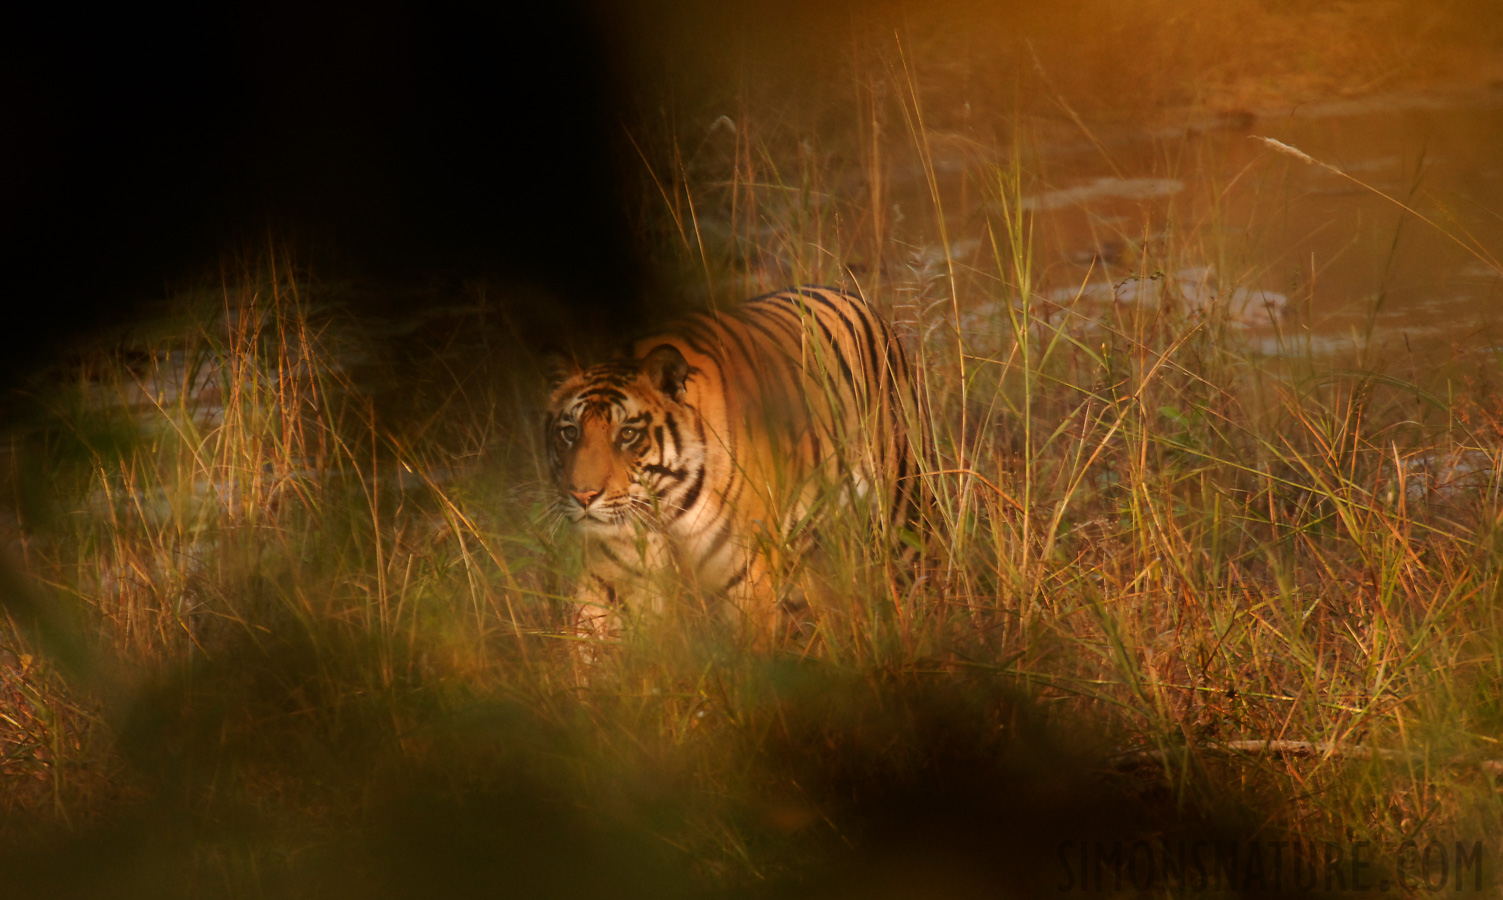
[[544, 285, 928, 647]]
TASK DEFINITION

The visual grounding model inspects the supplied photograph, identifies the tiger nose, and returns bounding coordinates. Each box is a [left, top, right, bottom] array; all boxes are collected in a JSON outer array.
[[569, 488, 600, 508]]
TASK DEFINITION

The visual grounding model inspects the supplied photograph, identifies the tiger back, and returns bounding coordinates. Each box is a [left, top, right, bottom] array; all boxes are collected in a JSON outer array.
[[544, 285, 927, 640]]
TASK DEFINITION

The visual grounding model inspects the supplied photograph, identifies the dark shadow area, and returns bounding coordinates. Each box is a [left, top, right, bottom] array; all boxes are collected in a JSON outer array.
[[0, 626, 1338, 898], [3, 1, 645, 383]]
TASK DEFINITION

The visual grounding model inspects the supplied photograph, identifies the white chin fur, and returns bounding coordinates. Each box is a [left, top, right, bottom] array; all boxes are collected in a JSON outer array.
[[576, 510, 626, 530]]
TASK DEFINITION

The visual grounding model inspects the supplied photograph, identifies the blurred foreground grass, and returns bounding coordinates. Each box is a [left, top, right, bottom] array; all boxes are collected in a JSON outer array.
[[5, 6, 1503, 897]]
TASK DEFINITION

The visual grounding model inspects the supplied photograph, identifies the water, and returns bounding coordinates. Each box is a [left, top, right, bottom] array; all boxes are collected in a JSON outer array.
[[906, 83, 1503, 359]]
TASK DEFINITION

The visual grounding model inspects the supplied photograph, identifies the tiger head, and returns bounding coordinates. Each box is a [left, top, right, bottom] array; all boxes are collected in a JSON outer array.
[[544, 344, 701, 530]]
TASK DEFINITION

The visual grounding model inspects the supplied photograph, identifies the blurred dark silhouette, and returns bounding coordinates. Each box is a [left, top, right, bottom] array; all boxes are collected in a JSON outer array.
[[0, 632, 1313, 899], [2, 1, 644, 381]]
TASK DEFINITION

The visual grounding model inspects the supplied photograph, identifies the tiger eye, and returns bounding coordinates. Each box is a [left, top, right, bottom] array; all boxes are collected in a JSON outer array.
[[618, 426, 639, 444], [557, 423, 578, 444]]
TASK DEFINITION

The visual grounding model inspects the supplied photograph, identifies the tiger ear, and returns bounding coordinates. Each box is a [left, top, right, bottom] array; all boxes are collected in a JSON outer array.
[[540, 348, 580, 389], [640, 343, 690, 400]]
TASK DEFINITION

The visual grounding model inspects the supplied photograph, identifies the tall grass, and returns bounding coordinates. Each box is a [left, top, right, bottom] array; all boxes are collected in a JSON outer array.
[[3, 29, 1503, 898]]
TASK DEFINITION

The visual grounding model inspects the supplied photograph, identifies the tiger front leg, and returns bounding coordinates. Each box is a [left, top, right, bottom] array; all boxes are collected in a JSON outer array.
[[569, 574, 625, 671], [570, 531, 672, 668], [716, 551, 815, 650]]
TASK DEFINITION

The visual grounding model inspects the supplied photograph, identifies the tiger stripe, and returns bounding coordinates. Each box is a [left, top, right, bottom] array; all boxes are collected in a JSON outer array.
[[545, 285, 928, 638]]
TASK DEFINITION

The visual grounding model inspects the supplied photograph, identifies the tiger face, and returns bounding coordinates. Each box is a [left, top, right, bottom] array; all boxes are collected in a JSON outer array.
[[545, 344, 703, 534]]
